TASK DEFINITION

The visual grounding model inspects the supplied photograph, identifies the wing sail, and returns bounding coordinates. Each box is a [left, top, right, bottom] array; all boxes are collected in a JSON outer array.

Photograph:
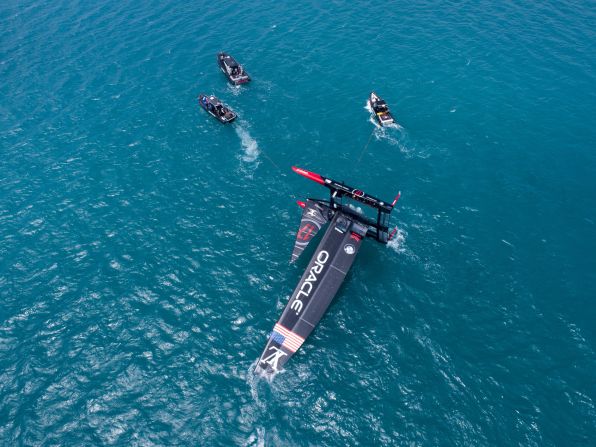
[[255, 212, 368, 377], [290, 200, 330, 263]]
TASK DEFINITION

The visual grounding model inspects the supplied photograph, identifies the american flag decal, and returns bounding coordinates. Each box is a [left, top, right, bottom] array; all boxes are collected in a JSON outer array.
[[270, 323, 305, 353]]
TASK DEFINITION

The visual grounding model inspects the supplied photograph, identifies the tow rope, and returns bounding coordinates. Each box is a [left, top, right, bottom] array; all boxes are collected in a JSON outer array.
[[356, 127, 376, 163]]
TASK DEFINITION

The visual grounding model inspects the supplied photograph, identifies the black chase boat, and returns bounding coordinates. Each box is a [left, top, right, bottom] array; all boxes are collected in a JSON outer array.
[[254, 167, 401, 377], [369, 92, 394, 126], [198, 94, 237, 124], [217, 52, 250, 85]]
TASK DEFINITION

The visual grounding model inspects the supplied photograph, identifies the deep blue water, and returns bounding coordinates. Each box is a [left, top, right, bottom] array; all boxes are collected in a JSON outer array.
[[1, 1, 595, 445]]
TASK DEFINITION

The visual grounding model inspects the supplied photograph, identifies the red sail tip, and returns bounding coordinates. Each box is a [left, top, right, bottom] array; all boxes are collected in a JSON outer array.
[[296, 200, 306, 208], [388, 226, 398, 241], [292, 166, 325, 185], [391, 192, 401, 207]]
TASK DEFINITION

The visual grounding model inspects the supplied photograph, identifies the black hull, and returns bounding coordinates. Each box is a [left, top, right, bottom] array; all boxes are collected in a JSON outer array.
[[255, 212, 367, 377]]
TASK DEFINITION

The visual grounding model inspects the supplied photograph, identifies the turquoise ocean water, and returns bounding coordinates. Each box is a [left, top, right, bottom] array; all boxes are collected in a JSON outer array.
[[1, 1, 595, 445]]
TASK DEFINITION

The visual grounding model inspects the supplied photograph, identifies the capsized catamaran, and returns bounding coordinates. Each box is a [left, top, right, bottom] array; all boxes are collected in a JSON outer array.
[[254, 166, 401, 377]]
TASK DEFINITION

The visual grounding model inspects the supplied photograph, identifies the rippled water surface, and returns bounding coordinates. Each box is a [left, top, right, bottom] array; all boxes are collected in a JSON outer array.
[[1, 1, 595, 445]]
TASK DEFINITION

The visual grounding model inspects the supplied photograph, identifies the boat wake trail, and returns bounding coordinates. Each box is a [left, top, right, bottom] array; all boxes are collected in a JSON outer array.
[[235, 121, 285, 174], [363, 101, 416, 156], [243, 360, 267, 446], [235, 122, 260, 163], [373, 124, 408, 152], [227, 83, 243, 96]]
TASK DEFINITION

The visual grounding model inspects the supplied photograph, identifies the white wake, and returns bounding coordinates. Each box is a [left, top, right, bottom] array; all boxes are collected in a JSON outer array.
[[364, 100, 413, 156], [235, 123, 260, 163], [388, 227, 407, 254]]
